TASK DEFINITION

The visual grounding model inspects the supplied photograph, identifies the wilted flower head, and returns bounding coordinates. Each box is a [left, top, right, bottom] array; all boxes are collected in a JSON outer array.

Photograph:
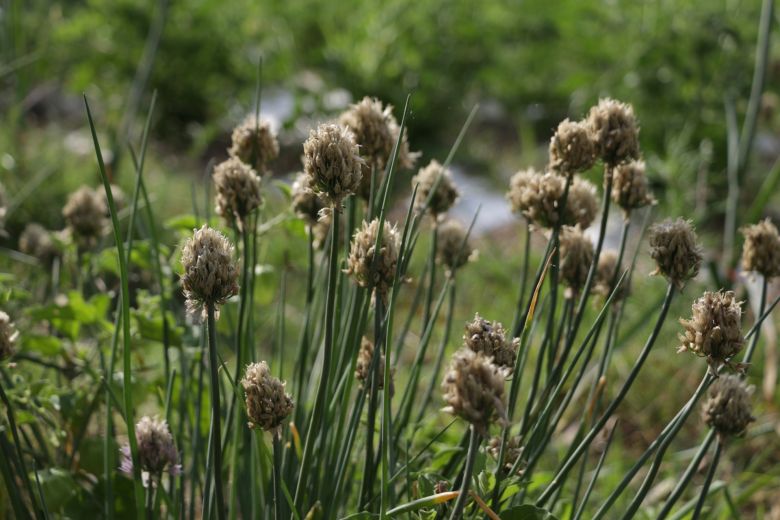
[[213, 157, 262, 227], [412, 160, 459, 218], [339, 96, 419, 172], [63, 186, 108, 248], [649, 218, 702, 288], [180, 225, 239, 318], [120, 416, 180, 487], [0, 311, 18, 361], [702, 375, 754, 439], [488, 435, 524, 475], [679, 291, 744, 372], [228, 116, 279, 174], [559, 226, 594, 297], [587, 98, 640, 167], [303, 123, 364, 206], [463, 314, 519, 371], [355, 336, 393, 394], [345, 219, 400, 302], [549, 119, 597, 175], [593, 250, 627, 301], [611, 160, 656, 214], [241, 361, 294, 436], [436, 219, 475, 276], [740, 219, 780, 279], [19, 223, 58, 264], [507, 170, 597, 229], [442, 348, 508, 435], [291, 172, 327, 226]]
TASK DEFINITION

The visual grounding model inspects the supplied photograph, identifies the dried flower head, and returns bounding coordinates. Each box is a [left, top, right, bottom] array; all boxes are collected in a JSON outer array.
[[291, 171, 327, 226], [587, 98, 640, 167], [345, 219, 400, 302], [412, 160, 460, 217], [507, 170, 597, 229], [702, 375, 754, 439], [241, 361, 294, 436], [740, 219, 780, 279], [311, 212, 338, 250], [213, 157, 262, 227], [568, 176, 600, 229], [649, 218, 703, 288], [549, 119, 597, 175], [339, 96, 419, 172], [488, 435, 524, 475], [19, 223, 58, 264], [303, 123, 364, 206], [63, 186, 108, 248], [436, 219, 475, 276], [355, 336, 394, 394], [180, 225, 239, 318], [0, 311, 18, 361], [463, 314, 519, 371], [611, 160, 655, 213], [442, 348, 508, 435], [559, 226, 594, 296], [679, 291, 744, 372], [592, 250, 627, 301], [120, 416, 181, 487], [228, 116, 279, 174]]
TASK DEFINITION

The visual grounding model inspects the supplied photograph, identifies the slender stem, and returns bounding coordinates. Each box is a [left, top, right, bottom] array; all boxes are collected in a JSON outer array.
[[691, 440, 722, 520], [0, 381, 37, 515], [536, 283, 675, 507], [449, 425, 480, 520], [743, 276, 768, 365], [206, 304, 226, 520], [656, 430, 716, 519], [145, 484, 155, 520], [360, 298, 384, 509], [273, 433, 283, 520], [416, 279, 456, 423], [422, 222, 438, 328], [294, 206, 341, 510], [511, 223, 532, 331]]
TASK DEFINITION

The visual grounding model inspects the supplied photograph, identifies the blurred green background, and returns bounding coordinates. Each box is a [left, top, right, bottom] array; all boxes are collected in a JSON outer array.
[[2, 0, 779, 239]]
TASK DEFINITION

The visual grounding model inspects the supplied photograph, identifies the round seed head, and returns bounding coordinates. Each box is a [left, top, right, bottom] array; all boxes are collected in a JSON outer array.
[[679, 290, 744, 371], [213, 157, 262, 227], [339, 96, 419, 172], [303, 123, 364, 206], [0, 311, 18, 361], [649, 218, 703, 288], [587, 98, 640, 167], [291, 171, 327, 226], [63, 186, 108, 248], [559, 225, 594, 297], [702, 375, 754, 439], [412, 160, 460, 218], [488, 435, 524, 475], [568, 176, 599, 229], [345, 218, 400, 302], [549, 118, 597, 175], [121, 416, 180, 483], [19, 223, 58, 264], [241, 361, 294, 435], [611, 160, 656, 213], [506, 170, 597, 229], [592, 250, 627, 301], [442, 348, 508, 435], [740, 219, 780, 279], [180, 225, 239, 318], [436, 219, 475, 276], [228, 116, 279, 174], [354, 336, 393, 394], [463, 313, 519, 372]]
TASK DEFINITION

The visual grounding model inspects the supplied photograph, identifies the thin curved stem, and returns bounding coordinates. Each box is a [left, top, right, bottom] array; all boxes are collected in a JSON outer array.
[[692, 440, 722, 520], [206, 303, 226, 520], [449, 425, 480, 520]]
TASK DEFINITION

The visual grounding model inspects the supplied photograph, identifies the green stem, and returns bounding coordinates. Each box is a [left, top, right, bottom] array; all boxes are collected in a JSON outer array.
[[691, 440, 722, 520], [294, 206, 340, 511], [449, 425, 480, 520], [206, 304, 226, 520], [422, 223, 438, 328], [656, 430, 716, 519], [536, 282, 675, 507], [145, 484, 155, 520], [273, 433, 283, 520], [0, 381, 38, 517]]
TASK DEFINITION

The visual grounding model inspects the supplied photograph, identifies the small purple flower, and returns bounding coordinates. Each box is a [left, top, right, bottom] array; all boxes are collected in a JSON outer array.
[[119, 416, 181, 488]]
